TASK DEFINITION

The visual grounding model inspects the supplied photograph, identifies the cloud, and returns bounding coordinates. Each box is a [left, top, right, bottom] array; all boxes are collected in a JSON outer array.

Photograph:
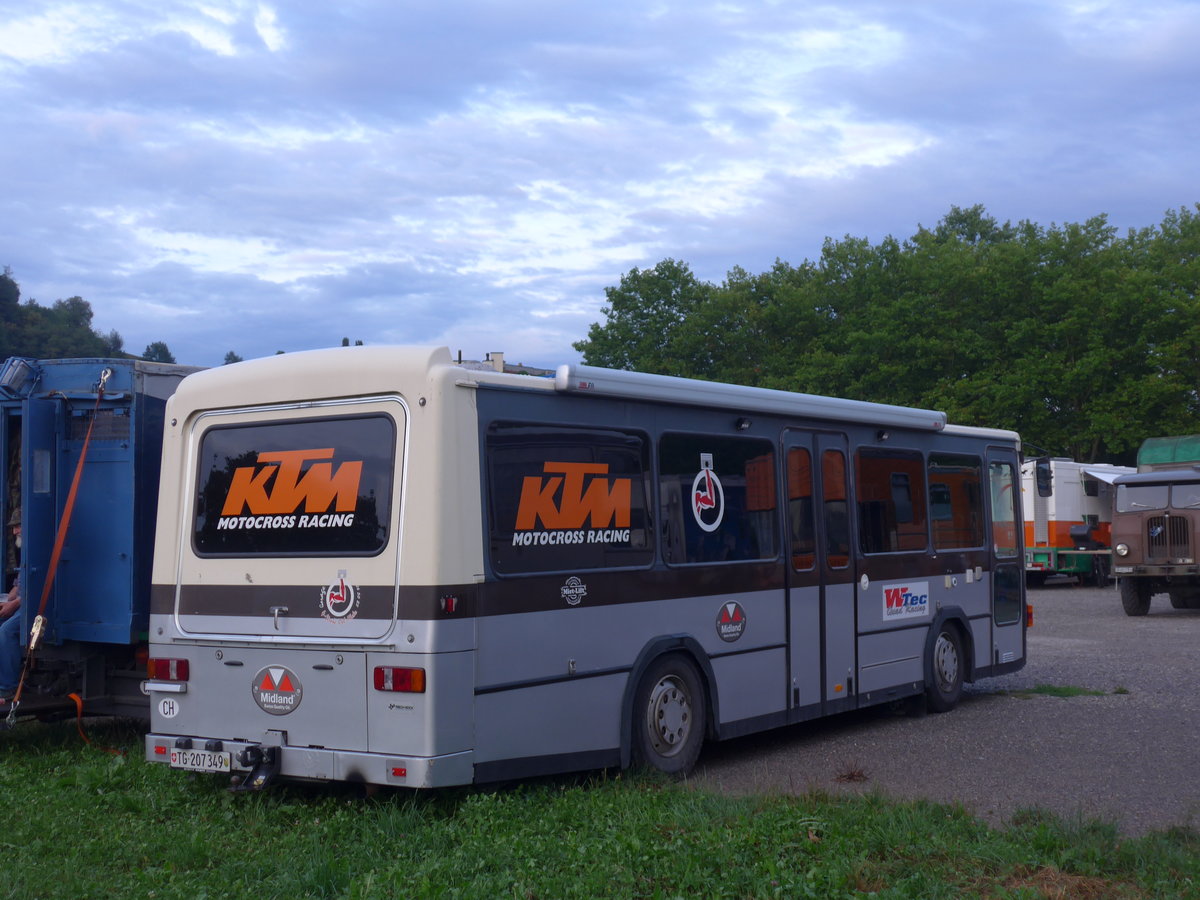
[[1, 1, 1197, 367]]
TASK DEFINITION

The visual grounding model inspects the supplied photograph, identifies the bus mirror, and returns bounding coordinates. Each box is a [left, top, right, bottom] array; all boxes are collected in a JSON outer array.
[[1035, 458, 1052, 497]]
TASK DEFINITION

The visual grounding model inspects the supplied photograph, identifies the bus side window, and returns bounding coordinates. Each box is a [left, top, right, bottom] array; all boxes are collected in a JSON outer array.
[[787, 448, 816, 571], [658, 434, 778, 565], [822, 449, 850, 569], [928, 453, 984, 549], [989, 461, 1018, 557], [856, 448, 928, 554]]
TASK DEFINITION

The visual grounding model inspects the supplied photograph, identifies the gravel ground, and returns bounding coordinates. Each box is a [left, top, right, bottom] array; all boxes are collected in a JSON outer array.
[[691, 581, 1200, 836]]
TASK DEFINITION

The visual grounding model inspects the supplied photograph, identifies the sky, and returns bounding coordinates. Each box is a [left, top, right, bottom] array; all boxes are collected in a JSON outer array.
[[1, 1, 1198, 369]]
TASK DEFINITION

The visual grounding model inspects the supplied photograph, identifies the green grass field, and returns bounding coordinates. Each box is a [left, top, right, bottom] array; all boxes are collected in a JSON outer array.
[[0, 719, 1195, 898]]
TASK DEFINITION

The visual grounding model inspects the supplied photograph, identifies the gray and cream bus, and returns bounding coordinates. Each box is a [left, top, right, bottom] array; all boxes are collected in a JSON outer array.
[[144, 346, 1027, 788]]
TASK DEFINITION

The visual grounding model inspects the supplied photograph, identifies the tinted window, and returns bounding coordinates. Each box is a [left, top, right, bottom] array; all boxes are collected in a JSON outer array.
[[988, 461, 1018, 558], [659, 434, 777, 564], [857, 449, 928, 553], [488, 425, 653, 574], [194, 415, 395, 556], [787, 448, 816, 571], [928, 453, 984, 550]]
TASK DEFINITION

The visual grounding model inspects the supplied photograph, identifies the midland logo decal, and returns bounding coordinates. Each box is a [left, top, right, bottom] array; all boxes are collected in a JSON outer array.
[[513, 461, 632, 547], [319, 570, 361, 623], [691, 453, 724, 532], [716, 601, 746, 642], [218, 448, 363, 533], [252, 666, 303, 715], [882, 581, 930, 620]]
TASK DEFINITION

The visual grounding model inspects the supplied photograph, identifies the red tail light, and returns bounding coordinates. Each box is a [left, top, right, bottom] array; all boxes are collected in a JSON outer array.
[[147, 658, 190, 681], [1026, 604, 1034, 628], [373, 666, 425, 693]]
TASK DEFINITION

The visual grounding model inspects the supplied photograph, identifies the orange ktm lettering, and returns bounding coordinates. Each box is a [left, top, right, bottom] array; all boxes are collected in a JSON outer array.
[[221, 448, 363, 516], [515, 461, 632, 530]]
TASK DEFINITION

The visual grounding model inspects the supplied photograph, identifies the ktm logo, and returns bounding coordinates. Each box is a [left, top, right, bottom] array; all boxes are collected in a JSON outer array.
[[222, 448, 363, 516], [515, 461, 631, 530]]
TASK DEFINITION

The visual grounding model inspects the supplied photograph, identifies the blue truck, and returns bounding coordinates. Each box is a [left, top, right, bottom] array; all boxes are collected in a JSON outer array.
[[1, 356, 196, 719]]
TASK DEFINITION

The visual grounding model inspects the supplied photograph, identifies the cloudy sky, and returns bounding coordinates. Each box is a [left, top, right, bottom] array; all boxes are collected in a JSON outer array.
[[2, 1, 1197, 368]]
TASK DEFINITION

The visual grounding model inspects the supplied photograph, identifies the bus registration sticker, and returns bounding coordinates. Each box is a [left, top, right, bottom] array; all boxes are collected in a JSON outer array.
[[881, 582, 930, 620], [252, 666, 304, 715]]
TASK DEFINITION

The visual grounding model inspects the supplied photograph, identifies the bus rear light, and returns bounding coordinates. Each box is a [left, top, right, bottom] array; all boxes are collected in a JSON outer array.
[[147, 658, 190, 681], [153, 743, 168, 757], [1027, 605, 1034, 628], [374, 666, 425, 693]]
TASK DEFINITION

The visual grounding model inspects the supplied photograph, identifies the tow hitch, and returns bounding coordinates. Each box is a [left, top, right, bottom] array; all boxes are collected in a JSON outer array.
[[230, 745, 281, 792]]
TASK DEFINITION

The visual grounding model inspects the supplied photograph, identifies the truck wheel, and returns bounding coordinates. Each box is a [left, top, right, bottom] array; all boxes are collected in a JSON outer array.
[[926, 625, 963, 713], [1120, 579, 1151, 616], [632, 653, 706, 777]]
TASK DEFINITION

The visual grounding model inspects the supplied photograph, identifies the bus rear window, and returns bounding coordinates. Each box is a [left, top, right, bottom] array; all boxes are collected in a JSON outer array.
[[193, 414, 395, 556]]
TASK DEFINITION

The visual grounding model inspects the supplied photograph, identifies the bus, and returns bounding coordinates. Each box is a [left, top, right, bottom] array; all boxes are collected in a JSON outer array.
[[143, 346, 1028, 788], [1021, 458, 1134, 587]]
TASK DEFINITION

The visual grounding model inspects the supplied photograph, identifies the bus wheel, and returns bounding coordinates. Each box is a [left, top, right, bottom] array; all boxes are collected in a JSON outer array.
[[633, 654, 706, 777], [1120, 579, 1151, 616], [926, 626, 963, 713]]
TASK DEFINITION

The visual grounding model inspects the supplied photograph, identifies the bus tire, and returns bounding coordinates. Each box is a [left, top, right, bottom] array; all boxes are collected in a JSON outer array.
[[1120, 578, 1151, 616], [632, 653, 706, 777], [926, 625, 963, 714]]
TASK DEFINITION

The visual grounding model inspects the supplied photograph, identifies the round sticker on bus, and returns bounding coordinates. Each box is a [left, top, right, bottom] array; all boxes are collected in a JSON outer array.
[[716, 601, 746, 642], [691, 455, 724, 532], [252, 666, 303, 715]]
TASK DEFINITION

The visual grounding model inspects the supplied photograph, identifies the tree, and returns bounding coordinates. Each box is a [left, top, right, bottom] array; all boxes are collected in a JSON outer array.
[[142, 341, 176, 364], [576, 205, 1200, 463], [223, 351, 243, 365], [573, 259, 714, 373]]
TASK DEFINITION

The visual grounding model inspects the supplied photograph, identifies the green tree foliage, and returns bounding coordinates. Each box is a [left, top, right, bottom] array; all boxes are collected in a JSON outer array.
[[575, 205, 1200, 463], [142, 341, 176, 364], [0, 268, 120, 360], [572, 259, 715, 374], [223, 351, 244, 365]]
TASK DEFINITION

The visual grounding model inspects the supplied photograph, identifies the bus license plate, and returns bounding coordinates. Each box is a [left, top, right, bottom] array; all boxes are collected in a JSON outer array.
[[169, 748, 231, 773]]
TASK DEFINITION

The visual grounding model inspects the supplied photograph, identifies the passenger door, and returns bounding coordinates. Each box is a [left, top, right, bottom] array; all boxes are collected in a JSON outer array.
[[987, 450, 1025, 667], [784, 430, 855, 717]]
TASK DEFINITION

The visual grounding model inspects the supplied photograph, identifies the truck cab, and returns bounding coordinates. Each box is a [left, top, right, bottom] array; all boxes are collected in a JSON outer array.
[[1111, 435, 1200, 615]]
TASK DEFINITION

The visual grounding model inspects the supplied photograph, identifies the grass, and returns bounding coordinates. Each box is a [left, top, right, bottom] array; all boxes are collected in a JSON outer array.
[[0, 719, 1197, 899], [1002, 683, 1119, 699]]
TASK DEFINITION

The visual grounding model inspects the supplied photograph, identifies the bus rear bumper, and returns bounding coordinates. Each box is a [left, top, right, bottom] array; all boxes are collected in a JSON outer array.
[[145, 733, 475, 788]]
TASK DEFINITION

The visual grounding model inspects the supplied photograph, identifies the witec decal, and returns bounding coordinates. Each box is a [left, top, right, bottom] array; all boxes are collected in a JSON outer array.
[[218, 448, 363, 532], [691, 453, 724, 532], [716, 601, 746, 642], [252, 666, 303, 715], [319, 570, 361, 623], [882, 581, 930, 620], [512, 461, 632, 546]]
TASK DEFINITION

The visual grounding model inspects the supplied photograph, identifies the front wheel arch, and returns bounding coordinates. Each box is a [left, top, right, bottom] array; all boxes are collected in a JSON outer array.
[[620, 636, 716, 770]]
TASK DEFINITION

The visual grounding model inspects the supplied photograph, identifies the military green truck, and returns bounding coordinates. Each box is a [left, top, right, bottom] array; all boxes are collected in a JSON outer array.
[[1111, 435, 1200, 615]]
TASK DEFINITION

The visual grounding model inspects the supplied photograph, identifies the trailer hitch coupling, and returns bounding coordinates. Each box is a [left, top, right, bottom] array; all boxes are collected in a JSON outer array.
[[230, 745, 280, 792]]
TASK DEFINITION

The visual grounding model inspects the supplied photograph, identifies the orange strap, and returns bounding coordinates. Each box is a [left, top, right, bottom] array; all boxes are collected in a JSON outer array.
[[67, 692, 124, 755]]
